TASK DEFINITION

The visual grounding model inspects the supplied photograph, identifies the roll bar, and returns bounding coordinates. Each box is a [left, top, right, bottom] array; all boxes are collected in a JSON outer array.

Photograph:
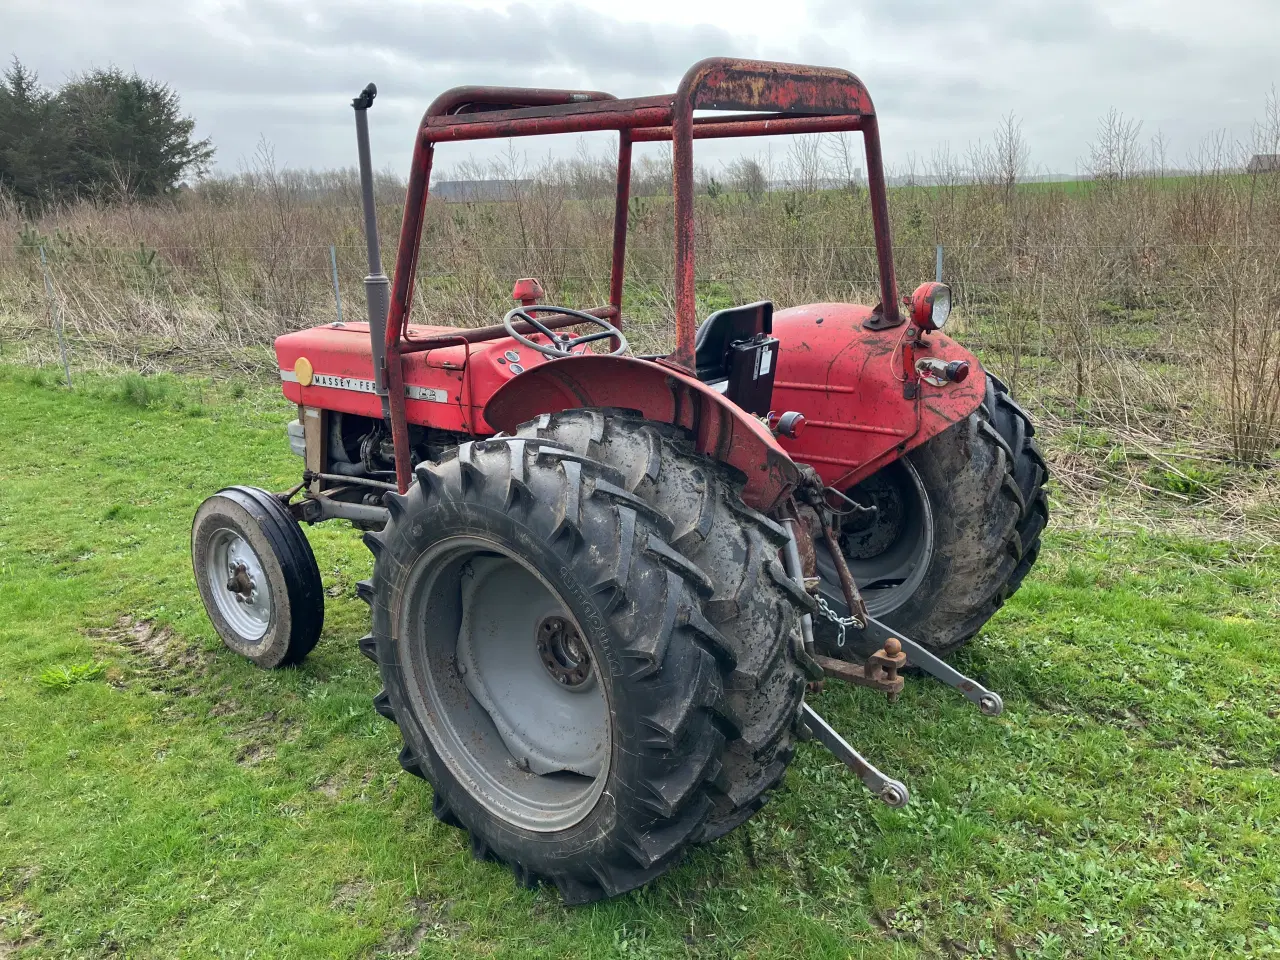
[[377, 57, 901, 493]]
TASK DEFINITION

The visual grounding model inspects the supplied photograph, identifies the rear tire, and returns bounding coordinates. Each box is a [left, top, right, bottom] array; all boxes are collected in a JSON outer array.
[[366, 435, 741, 903], [515, 410, 808, 844], [816, 374, 1048, 657], [191, 486, 324, 668]]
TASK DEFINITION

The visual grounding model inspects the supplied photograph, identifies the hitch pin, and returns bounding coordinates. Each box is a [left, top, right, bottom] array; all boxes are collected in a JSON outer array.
[[864, 615, 1004, 717], [800, 703, 909, 808]]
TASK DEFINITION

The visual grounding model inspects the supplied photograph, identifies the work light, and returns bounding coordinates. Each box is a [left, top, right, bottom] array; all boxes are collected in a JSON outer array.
[[910, 282, 952, 331]]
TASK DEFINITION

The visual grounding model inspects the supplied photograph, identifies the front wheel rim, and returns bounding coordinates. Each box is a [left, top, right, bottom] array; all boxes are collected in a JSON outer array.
[[399, 537, 612, 833], [205, 528, 273, 642]]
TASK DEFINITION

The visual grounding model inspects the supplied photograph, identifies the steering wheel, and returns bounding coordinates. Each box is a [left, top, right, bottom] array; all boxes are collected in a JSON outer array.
[[502, 305, 629, 359]]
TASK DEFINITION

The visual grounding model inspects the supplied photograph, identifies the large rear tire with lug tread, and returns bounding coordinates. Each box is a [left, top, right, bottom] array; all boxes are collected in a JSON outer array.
[[515, 410, 809, 845], [191, 486, 324, 669], [815, 373, 1048, 658], [366, 431, 755, 903]]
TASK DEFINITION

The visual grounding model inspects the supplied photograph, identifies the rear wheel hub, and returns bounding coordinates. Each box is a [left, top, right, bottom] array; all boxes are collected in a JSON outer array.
[[402, 539, 611, 833], [536, 615, 592, 687]]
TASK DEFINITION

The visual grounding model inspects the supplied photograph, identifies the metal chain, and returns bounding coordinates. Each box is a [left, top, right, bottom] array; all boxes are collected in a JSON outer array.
[[814, 594, 861, 648]]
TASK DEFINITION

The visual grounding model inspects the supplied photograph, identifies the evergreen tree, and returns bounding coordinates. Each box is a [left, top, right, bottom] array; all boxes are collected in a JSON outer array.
[[0, 57, 215, 207], [0, 58, 67, 205], [56, 66, 214, 199]]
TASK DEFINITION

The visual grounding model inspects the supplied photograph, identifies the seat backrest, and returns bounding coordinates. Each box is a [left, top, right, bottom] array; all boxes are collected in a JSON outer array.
[[694, 301, 774, 381]]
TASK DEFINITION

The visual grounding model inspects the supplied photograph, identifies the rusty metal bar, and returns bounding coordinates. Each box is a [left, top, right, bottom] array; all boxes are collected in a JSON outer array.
[[670, 91, 697, 371], [813, 654, 903, 696], [423, 107, 672, 143], [427, 86, 615, 118], [680, 57, 875, 115], [632, 113, 866, 143], [423, 101, 673, 144], [609, 130, 632, 324], [862, 114, 900, 326], [819, 517, 868, 628], [385, 129, 434, 494], [426, 94, 669, 126]]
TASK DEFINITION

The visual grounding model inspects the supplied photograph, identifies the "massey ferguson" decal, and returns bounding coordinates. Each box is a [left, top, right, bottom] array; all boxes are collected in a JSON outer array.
[[281, 369, 448, 404]]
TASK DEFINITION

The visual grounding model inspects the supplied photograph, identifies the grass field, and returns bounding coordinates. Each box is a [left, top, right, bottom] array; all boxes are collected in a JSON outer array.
[[1, 365, 1278, 959]]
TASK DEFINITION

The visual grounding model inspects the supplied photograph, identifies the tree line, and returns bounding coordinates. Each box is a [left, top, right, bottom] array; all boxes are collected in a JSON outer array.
[[0, 57, 214, 209]]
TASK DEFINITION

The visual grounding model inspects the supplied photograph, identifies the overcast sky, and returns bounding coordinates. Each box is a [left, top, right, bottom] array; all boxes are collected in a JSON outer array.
[[5, 0, 1278, 179]]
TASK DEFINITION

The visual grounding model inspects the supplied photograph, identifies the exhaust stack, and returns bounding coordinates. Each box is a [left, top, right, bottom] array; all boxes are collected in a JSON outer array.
[[352, 83, 390, 415]]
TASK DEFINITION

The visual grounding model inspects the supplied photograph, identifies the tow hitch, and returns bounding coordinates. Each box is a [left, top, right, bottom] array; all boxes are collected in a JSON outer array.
[[786, 484, 1007, 806], [802, 625, 1004, 807], [860, 616, 1004, 717]]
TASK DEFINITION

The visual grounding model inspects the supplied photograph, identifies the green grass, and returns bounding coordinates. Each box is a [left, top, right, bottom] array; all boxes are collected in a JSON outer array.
[[1, 366, 1278, 958]]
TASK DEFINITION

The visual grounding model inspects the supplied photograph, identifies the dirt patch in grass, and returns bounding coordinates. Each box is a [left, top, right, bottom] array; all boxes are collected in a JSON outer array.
[[88, 616, 208, 681], [330, 881, 372, 912], [224, 711, 298, 767], [377, 898, 470, 956], [208, 698, 241, 717], [235, 742, 275, 766], [0, 867, 44, 958]]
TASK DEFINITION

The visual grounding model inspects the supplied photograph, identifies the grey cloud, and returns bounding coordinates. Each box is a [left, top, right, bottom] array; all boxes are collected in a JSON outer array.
[[3, 0, 756, 171], [797, 0, 1276, 172], [3, 0, 1277, 175]]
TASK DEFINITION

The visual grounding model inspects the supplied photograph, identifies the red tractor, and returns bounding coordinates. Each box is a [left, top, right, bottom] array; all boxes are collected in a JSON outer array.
[[192, 58, 1048, 903]]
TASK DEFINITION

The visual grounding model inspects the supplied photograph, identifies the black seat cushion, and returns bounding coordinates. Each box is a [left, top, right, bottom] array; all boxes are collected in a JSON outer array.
[[693, 301, 774, 381]]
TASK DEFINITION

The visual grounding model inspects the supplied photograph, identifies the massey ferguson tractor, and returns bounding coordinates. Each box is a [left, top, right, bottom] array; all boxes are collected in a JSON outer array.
[[191, 58, 1048, 903]]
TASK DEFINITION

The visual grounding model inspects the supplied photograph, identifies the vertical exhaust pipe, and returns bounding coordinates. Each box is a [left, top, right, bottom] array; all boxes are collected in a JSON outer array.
[[352, 83, 390, 417]]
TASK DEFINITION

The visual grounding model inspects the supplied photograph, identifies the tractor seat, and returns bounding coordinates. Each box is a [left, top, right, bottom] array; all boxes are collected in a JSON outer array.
[[691, 301, 778, 416], [694, 301, 774, 382]]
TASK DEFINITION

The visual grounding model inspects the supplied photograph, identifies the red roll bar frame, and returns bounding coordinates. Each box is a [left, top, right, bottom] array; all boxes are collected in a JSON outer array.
[[382, 57, 900, 493]]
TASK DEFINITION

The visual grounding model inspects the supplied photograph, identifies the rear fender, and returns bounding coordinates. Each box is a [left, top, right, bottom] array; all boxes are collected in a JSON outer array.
[[484, 355, 798, 512], [771, 303, 985, 490]]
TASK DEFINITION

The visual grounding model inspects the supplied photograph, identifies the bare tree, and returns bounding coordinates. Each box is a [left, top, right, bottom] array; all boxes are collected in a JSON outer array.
[[784, 135, 825, 192], [726, 156, 767, 200], [824, 131, 862, 191], [1088, 109, 1144, 182], [992, 113, 1028, 201], [1146, 130, 1169, 178]]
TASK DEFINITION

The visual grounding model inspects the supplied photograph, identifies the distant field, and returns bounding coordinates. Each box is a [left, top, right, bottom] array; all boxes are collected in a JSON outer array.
[[1, 365, 1278, 958]]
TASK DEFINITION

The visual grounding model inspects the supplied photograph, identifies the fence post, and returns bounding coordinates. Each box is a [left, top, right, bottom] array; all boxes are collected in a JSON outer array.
[[330, 244, 344, 324], [39, 246, 72, 388], [936, 243, 944, 283]]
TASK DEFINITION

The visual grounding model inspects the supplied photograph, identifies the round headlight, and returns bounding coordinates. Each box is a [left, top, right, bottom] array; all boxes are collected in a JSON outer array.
[[910, 282, 952, 331]]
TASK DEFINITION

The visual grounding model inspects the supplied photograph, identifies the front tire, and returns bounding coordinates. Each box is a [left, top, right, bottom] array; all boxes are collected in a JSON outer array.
[[191, 486, 324, 668]]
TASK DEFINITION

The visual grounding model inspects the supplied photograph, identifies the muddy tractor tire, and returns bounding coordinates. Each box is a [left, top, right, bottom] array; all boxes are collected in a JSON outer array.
[[515, 410, 809, 844], [364, 422, 807, 903], [192, 486, 325, 669], [816, 374, 1049, 658]]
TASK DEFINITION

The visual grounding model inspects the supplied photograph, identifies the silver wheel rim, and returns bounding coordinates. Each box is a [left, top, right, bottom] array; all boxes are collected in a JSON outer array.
[[205, 528, 273, 643], [817, 458, 935, 619], [400, 537, 611, 833]]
